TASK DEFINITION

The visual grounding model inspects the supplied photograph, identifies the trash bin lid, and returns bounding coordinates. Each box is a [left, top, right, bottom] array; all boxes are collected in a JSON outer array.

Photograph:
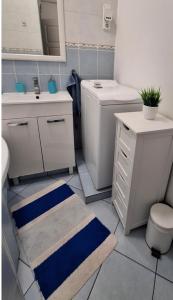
[[150, 203, 173, 231]]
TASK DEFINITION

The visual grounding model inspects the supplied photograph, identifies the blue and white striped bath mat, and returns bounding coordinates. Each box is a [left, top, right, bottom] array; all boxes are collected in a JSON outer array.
[[11, 180, 117, 300]]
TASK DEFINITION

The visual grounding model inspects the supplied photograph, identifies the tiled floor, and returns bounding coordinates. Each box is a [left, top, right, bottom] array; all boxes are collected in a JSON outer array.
[[8, 171, 173, 300]]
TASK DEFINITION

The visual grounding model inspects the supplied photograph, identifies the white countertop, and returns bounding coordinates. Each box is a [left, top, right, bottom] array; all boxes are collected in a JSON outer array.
[[114, 111, 173, 134], [2, 138, 9, 186], [2, 91, 73, 105]]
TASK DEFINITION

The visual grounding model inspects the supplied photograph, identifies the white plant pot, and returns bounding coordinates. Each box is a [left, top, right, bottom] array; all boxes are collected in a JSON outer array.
[[143, 105, 158, 120]]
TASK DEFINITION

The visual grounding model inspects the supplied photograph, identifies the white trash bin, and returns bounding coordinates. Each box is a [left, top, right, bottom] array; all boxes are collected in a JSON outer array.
[[146, 203, 173, 254]]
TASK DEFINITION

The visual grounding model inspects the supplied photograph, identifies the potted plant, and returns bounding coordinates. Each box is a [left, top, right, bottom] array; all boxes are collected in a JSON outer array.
[[139, 88, 161, 120]]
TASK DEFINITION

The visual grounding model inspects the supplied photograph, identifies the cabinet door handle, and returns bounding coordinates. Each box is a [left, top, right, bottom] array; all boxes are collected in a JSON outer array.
[[7, 122, 28, 127], [47, 119, 65, 123]]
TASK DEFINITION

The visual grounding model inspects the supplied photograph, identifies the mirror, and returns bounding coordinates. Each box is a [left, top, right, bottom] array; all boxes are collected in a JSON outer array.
[[2, 0, 66, 61]]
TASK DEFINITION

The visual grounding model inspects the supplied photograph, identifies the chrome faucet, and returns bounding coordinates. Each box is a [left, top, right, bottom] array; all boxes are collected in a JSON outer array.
[[32, 76, 40, 94]]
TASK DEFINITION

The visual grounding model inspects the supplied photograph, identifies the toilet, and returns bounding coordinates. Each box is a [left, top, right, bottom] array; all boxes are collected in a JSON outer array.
[[146, 169, 173, 254]]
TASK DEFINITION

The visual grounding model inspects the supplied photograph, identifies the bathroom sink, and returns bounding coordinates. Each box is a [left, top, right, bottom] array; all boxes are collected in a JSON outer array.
[[2, 91, 72, 105]]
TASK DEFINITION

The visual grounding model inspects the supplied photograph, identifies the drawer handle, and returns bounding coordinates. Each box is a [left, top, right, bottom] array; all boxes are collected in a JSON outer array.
[[47, 119, 65, 123], [7, 122, 28, 127], [123, 123, 129, 131], [121, 149, 127, 159]]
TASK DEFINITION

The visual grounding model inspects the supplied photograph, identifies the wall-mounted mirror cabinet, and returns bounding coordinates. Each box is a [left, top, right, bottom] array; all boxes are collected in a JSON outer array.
[[2, 0, 66, 61]]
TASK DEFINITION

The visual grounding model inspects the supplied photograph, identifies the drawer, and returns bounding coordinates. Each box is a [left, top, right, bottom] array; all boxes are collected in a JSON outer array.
[[113, 168, 129, 206], [117, 121, 135, 156], [112, 185, 127, 226], [2, 102, 72, 119], [115, 144, 132, 184]]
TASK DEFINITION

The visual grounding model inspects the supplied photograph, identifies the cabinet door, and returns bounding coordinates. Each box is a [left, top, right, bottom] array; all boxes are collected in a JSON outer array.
[[2, 118, 44, 178], [38, 115, 75, 171]]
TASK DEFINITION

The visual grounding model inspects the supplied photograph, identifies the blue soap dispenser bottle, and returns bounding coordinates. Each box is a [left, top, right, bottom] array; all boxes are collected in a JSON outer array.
[[48, 76, 57, 94]]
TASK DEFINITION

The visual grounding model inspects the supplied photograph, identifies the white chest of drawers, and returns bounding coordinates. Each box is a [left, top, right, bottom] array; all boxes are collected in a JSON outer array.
[[112, 111, 173, 234]]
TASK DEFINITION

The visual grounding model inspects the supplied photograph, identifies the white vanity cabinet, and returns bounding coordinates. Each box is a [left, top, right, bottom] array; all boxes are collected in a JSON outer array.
[[112, 111, 173, 234], [2, 92, 75, 179]]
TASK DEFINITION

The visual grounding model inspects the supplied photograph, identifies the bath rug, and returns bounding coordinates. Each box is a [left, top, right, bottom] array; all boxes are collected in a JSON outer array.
[[11, 180, 117, 300]]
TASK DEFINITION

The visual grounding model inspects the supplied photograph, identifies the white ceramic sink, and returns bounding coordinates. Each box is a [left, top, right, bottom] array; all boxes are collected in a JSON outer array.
[[2, 91, 72, 105]]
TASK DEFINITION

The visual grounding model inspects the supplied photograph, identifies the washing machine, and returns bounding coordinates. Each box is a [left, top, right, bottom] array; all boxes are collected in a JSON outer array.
[[81, 80, 142, 190]]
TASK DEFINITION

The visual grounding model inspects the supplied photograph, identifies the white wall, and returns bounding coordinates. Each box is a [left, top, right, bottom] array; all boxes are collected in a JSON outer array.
[[64, 0, 117, 46], [114, 0, 173, 120]]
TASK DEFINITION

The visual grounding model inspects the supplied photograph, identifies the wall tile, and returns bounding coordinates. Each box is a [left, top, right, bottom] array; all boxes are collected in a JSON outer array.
[[97, 73, 113, 80], [65, 0, 100, 15], [15, 61, 38, 75], [60, 47, 79, 75], [79, 13, 115, 46], [80, 49, 97, 77], [64, 0, 78, 12], [79, 14, 100, 45], [2, 60, 14, 74], [60, 75, 70, 90], [80, 74, 98, 80], [39, 75, 60, 92], [64, 11, 80, 43], [64, 0, 117, 21], [1, 48, 115, 92], [98, 50, 114, 78], [64, 0, 116, 46], [2, 74, 17, 93], [16, 74, 34, 92], [38, 61, 60, 75]]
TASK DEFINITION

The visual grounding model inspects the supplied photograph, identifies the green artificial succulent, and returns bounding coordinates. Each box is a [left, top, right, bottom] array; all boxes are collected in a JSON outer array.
[[139, 88, 161, 107]]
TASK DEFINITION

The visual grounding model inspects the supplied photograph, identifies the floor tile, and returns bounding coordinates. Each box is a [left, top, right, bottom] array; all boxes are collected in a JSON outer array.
[[78, 171, 110, 197], [49, 170, 73, 183], [7, 190, 18, 201], [18, 177, 55, 198], [10, 182, 29, 194], [8, 193, 24, 209], [17, 237, 29, 266], [88, 200, 119, 232], [89, 251, 155, 300], [103, 197, 112, 205], [24, 282, 42, 300], [153, 275, 173, 300], [115, 222, 157, 272], [69, 185, 85, 202], [68, 174, 82, 190], [73, 269, 100, 300], [17, 261, 35, 294], [76, 152, 89, 174], [78, 171, 111, 203], [76, 151, 112, 202], [157, 244, 173, 282], [13, 284, 26, 300]]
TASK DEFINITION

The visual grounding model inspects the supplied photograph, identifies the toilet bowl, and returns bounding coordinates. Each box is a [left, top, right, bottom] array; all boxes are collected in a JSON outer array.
[[146, 203, 173, 254]]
